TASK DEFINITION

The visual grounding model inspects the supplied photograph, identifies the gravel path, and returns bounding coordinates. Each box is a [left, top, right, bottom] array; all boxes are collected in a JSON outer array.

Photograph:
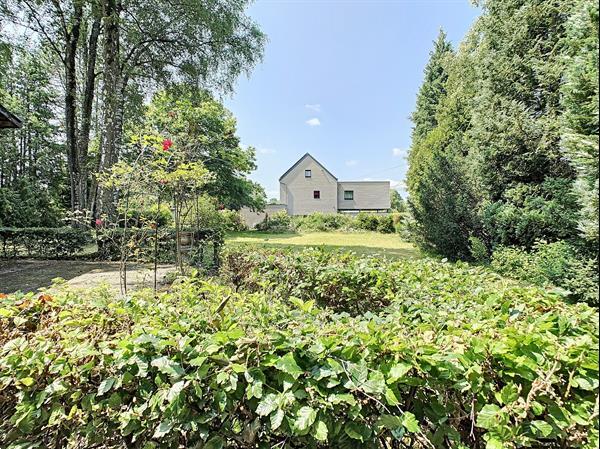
[[0, 259, 176, 294]]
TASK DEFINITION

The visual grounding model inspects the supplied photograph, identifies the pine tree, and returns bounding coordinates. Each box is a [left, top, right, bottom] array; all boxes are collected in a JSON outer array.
[[561, 0, 599, 247], [407, 30, 484, 259], [470, 0, 580, 248], [410, 29, 453, 144]]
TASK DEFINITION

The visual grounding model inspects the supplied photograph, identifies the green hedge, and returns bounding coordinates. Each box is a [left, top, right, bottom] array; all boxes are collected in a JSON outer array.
[[1, 249, 596, 448], [0, 227, 90, 259], [491, 241, 599, 306], [256, 211, 402, 234]]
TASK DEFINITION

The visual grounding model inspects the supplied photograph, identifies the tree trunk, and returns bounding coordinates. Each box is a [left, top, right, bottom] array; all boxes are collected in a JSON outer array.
[[78, 14, 102, 213], [64, 3, 83, 212], [97, 0, 121, 220]]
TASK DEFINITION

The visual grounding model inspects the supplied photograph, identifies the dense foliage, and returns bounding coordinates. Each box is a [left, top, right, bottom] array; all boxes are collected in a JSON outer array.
[[0, 227, 90, 258], [0, 45, 66, 227], [1, 248, 598, 448], [491, 241, 599, 306], [135, 87, 266, 211], [0, 0, 265, 221], [256, 211, 403, 235], [407, 0, 599, 262], [560, 0, 599, 244]]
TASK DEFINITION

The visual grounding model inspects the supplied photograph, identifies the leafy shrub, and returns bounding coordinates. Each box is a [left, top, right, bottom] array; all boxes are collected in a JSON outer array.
[[469, 236, 490, 263], [123, 203, 173, 228], [0, 227, 90, 258], [96, 227, 176, 262], [348, 212, 395, 234], [223, 247, 395, 315], [256, 210, 293, 232], [253, 212, 400, 235], [0, 250, 597, 448], [219, 209, 247, 232], [293, 212, 352, 232], [353, 211, 380, 231], [491, 240, 599, 306], [376, 215, 395, 234]]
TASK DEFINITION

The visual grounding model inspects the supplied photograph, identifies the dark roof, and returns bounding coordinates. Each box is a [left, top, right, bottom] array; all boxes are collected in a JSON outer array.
[[0, 103, 23, 129], [279, 153, 338, 181]]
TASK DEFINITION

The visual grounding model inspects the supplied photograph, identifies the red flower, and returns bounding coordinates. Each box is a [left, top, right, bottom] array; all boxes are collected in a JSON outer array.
[[159, 179, 167, 185], [162, 138, 173, 151], [95, 218, 103, 227]]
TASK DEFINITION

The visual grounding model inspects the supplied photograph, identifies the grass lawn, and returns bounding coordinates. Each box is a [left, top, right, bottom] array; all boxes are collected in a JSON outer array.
[[226, 231, 419, 259]]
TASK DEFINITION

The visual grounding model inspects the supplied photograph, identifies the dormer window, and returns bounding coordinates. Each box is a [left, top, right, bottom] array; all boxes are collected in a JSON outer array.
[[305, 169, 312, 178]]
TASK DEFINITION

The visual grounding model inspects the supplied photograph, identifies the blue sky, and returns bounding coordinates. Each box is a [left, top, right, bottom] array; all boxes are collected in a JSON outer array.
[[224, 0, 480, 200]]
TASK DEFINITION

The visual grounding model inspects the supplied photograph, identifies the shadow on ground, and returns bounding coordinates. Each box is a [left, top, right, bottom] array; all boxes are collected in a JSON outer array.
[[0, 259, 175, 294]]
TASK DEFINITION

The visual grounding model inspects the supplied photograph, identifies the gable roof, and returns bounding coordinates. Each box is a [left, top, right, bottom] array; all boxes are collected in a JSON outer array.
[[279, 153, 338, 181], [0, 103, 23, 129]]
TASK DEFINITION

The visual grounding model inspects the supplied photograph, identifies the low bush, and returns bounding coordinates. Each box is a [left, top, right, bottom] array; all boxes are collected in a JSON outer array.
[[491, 240, 599, 306], [348, 212, 396, 234], [0, 180, 64, 228], [354, 211, 381, 232], [96, 227, 176, 262], [254, 211, 401, 234], [223, 247, 398, 314], [0, 249, 597, 448], [293, 212, 352, 232], [219, 210, 247, 232], [256, 210, 293, 232], [0, 227, 90, 259], [375, 215, 395, 234], [123, 203, 173, 228]]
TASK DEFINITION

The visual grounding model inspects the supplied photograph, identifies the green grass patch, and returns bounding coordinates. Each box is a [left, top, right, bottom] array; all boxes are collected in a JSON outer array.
[[226, 231, 419, 259]]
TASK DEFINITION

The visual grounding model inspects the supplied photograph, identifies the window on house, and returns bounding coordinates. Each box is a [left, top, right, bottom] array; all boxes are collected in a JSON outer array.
[[305, 169, 312, 178], [344, 190, 354, 200], [313, 190, 320, 199]]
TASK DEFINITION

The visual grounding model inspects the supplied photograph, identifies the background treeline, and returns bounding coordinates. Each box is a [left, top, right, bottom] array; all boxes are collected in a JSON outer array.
[[0, 0, 267, 227], [407, 0, 598, 304]]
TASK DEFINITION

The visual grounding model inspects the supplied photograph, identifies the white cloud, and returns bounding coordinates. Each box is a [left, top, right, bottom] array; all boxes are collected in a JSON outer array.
[[257, 147, 276, 155], [305, 104, 321, 112], [392, 147, 406, 157], [306, 117, 321, 126], [345, 159, 358, 167]]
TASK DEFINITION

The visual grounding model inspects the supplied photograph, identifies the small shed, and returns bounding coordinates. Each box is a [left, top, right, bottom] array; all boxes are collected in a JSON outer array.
[[0, 103, 23, 129]]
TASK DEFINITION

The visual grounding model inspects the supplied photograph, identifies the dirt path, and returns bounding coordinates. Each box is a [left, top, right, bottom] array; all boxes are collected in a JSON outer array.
[[0, 259, 176, 294]]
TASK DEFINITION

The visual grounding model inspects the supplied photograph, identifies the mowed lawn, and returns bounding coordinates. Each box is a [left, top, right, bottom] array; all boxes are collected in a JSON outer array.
[[226, 231, 419, 259]]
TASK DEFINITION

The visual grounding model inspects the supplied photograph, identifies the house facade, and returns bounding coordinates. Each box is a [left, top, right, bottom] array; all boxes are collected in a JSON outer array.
[[279, 153, 390, 215]]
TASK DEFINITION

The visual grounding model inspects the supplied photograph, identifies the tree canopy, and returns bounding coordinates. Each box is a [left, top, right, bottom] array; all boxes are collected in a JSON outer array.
[[0, 0, 266, 223], [407, 0, 599, 260], [133, 86, 266, 211]]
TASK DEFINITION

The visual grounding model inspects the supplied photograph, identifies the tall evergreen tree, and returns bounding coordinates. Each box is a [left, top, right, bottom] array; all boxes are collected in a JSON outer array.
[[408, 30, 482, 259], [470, 0, 579, 248], [561, 0, 599, 248], [410, 29, 453, 144], [0, 45, 65, 227]]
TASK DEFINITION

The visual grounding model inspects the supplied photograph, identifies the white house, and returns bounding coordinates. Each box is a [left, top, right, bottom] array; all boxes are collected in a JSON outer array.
[[279, 153, 390, 215]]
